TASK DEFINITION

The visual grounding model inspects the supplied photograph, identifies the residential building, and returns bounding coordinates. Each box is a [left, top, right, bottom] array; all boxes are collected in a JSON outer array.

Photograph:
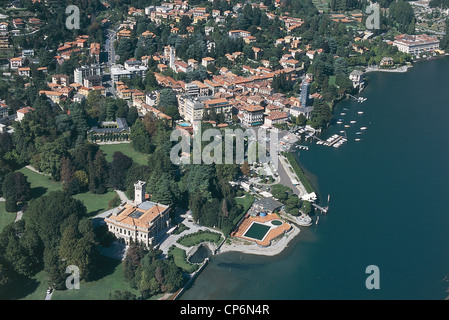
[[201, 57, 215, 68], [9, 57, 23, 69], [349, 70, 364, 90], [17, 67, 31, 77], [110, 63, 147, 83], [264, 110, 288, 127], [228, 30, 251, 39], [380, 57, 394, 67], [300, 80, 310, 107], [74, 64, 101, 85], [0, 103, 9, 119], [39, 90, 63, 104], [16, 106, 34, 121], [83, 75, 103, 88], [289, 106, 314, 120], [242, 105, 264, 126], [204, 97, 232, 120]]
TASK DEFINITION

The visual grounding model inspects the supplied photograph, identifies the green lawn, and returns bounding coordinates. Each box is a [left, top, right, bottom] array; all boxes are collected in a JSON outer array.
[[16, 166, 117, 217], [73, 190, 118, 217], [51, 256, 140, 300], [235, 193, 255, 213], [99, 143, 149, 166], [0, 201, 16, 233], [17, 167, 63, 198], [233, 193, 255, 225], [168, 246, 199, 273]]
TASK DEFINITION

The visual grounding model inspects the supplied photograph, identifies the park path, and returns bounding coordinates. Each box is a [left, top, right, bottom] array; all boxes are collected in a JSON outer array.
[[115, 189, 130, 203]]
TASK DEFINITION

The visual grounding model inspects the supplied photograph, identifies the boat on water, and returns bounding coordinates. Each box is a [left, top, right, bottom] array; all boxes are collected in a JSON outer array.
[[341, 112, 346, 115], [336, 121, 342, 124], [340, 130, 345, 133], [343, 108, 349, 111], [350, 120, 356, 124], [360, 127, 367, 130], [355, 138, 361, 141], [345, 125, 350, 128], [358, 111, 364, 114], [315, 216, 320, 226], [356, 132, 362, 135]]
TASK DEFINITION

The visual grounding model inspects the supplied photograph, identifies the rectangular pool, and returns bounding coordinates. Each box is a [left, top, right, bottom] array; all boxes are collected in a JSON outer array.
[[243, 222, 271, 241]]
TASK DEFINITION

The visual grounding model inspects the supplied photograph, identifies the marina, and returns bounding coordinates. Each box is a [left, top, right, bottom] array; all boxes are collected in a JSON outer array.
[[316, 134, 347, 148]]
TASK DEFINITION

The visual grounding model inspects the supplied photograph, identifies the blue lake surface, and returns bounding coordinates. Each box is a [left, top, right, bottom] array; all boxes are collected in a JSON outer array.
[[181, 57, 449, 300]]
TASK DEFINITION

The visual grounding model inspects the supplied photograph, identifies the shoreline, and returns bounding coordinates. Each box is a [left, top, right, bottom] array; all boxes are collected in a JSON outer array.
[[364, 65, 412, 73], [217, 224, 301, 257]]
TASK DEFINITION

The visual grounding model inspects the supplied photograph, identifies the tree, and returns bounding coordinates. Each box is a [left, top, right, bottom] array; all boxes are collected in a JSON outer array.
[[240, 161, 251, 176], [127, 106, 139, 126], [25, 191, 87, 249], [2, 172, 17, 212], [13, 172, 31, 203], [130, 120, 152, 154], [108, 151, 133, 190], [158, 88, 177, 110], [270, 184, 293, 203], [108, 290, 137, 300], [301, 200, 312, 215]]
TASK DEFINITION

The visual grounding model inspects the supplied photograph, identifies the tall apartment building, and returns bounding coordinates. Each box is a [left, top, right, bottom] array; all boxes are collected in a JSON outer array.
[[74, 64, 101, 85]]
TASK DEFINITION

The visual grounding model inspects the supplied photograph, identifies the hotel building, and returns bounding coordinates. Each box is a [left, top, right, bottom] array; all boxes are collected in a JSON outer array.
[[392, 34, 439, 56]]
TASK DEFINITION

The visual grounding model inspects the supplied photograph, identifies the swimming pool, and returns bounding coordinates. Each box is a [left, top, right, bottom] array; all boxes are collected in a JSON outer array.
[[243, 222, 271, 241]]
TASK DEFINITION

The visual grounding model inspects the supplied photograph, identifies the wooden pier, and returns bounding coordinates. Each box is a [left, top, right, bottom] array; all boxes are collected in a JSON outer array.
[[312, 203, 329, 214]]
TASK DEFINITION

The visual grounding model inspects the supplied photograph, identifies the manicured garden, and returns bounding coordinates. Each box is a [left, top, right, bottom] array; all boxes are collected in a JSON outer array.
[[168, 246, 199, 273], [177, 230, 223, 247]]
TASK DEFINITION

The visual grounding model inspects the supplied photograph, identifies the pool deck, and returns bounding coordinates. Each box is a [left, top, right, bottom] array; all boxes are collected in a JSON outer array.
[[230, 214, 292, 247]]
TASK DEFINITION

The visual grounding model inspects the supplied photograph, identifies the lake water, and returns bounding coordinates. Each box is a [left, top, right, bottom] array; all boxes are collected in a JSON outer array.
[[181, 57, 449, 300]]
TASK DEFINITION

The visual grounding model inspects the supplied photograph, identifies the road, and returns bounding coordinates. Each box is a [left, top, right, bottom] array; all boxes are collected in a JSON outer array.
[[104, 28, 118, 98], [105, 28, 117, 66]]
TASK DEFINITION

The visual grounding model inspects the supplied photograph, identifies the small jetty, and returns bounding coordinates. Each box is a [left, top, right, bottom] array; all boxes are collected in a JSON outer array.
[[317, 134, 347, 148], [312, 203, 329, 214], [296, 145, 309, 150], [348, 94, 367, 103]]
